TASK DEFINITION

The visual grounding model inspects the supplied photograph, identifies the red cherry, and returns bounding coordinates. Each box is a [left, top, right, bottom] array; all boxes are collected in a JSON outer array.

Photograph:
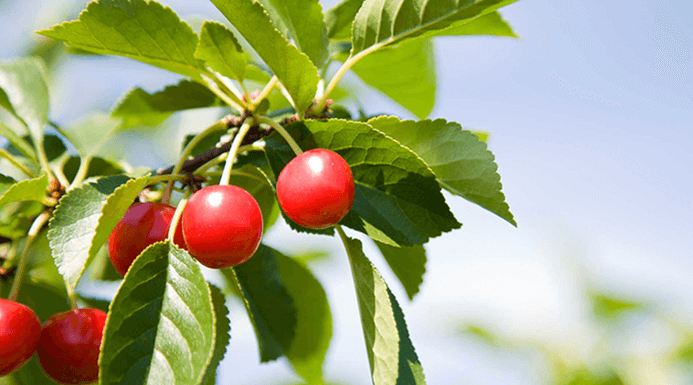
[[182, 185, 263, 268], [276, 148, 355, 229], [108, 202, 187, 276], [37, 308, 107, 384], [0, 299, 41, 376]]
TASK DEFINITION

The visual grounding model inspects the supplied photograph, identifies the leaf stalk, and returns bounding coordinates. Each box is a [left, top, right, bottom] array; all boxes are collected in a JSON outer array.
[[220, 118, 254, 186], [8, 210, 51, 302]]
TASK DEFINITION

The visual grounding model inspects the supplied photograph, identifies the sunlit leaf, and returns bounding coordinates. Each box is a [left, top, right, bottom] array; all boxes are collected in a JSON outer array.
[[195, 21, 248, 82], [0, 174, 48, 209], [350, 0, 518, 57], [369, 116, 516, 226], [59, 113, 122, 158], [258, 0, 329, 66], [336, 38, 435, 119], [112, 80, 223, 129], [210, 0, 319, 112], [99, 243, 215, 385], [326, 0, 364, 41], [0, 58, 49, 144], [341, 232, 425, 384], [47, 175, 148, 287], [37, 0, 206, 79], [200, 285, 231, 385], [439, 11, 518, 37]]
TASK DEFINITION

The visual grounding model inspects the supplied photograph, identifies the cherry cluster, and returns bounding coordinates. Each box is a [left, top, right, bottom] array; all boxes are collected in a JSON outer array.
[[0, 298, 106, 384], [109, 148, 355, 274]]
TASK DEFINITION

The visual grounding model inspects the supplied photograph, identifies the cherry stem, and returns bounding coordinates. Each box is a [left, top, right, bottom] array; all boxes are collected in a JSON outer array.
[[254, 115, 303, 156], [67, 155, 93, 191], [34, 135, 57, 187], [168, 190, 191, 242], [145, 174, 189, 187], [64, 280, 79, 310], [192, 144, 260, 176], [8, 210, 51, 302], [220, 118, 254, 186], [162, 119, 229, 204]]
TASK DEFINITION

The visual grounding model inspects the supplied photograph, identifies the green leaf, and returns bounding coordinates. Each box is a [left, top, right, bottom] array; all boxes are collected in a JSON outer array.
[[375, 241, 426, 300], [257, 0, 329, 67], [439, 11, 518, 37], [230, 164, 278, 230], [0, 85, 16, 115], [62, 156, 125, 183], [112, 80, 223, 129], [460, 324, 504, 347], [341, 233, 426, 384], [225, 245, 297, 362], [200, 285, 231, 385], [0, 58, 49, 143], [37, 0, 206, 79], [337, 38, 435, 119], [60, 113, 122, 158], [209, 0, 319, 112], [368, 116, 516, 226], [350, 0, 518, 57], [589, 292, 645, 320], [195, 21, 248, 82], [47, 175, 148, 287], [0, 201, 43, 239], [326, 0, 364, 41], [0, 120, 36, 163], [0, 174, 48, 209], [274, 250, 332, 383], [264, 119, 461, 246], [99, 243, 215, 385]]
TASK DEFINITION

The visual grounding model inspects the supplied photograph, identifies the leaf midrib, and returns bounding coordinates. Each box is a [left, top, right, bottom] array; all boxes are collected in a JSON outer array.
[[353, 0, 502, 58]]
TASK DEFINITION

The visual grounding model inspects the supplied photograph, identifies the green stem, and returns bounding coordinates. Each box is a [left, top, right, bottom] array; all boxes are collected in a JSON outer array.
[[311, 56, 353, 115], [220, 119, 254, 186], [64, 280, 79, 310], [67, 155, 92, 191], [254, 115, 303, 156], [34, 137, 57, 186], [250, 76, 278, 110], [198, 75, 246, 114], [192, 144, 263, 176], [168, 190, 191, 242], [0, 149, 36, 178], [212, 72, 247, 107], [8, 210, 51, 302], [145, 174, 189, 187], [174, 120, 228, 176], [162, 119, 229, 204]]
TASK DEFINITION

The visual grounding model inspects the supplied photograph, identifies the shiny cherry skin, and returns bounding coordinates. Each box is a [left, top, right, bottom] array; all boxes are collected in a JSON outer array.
[[0, 299, 41, 376], [108, 202, 187, 276], [182, 185, 263, 268], [37, 308, 107, 384], [276, 148, 355, 229]]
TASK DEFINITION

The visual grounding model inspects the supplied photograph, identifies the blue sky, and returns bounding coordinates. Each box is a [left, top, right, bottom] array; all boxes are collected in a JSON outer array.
[[1, 0, 692, 383]]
